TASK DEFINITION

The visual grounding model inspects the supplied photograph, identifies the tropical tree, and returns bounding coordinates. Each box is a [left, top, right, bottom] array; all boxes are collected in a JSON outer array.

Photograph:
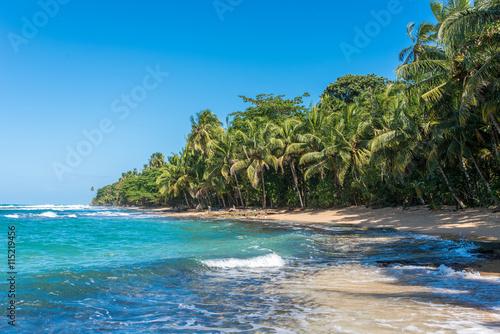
[[144, 152, 166, 170], [322, 74, 391, 103], [230, 121, 279, 209], [187, 109, 223, 156], [399, 22, 439, 64], [273, 119, 306, 208]]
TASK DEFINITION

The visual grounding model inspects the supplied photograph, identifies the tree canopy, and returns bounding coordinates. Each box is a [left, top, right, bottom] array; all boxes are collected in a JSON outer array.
[[322, 74, 391, 103]]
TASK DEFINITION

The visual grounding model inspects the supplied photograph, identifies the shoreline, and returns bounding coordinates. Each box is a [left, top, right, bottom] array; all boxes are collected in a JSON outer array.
[[148, 205, 500, 275]]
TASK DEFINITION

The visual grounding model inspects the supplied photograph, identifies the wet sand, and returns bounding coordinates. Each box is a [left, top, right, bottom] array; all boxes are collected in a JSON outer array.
[[153, 205, 500, 240]]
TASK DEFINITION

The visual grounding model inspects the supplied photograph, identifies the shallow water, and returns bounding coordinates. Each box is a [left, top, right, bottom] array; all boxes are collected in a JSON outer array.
[[1, 205, 499, 333]]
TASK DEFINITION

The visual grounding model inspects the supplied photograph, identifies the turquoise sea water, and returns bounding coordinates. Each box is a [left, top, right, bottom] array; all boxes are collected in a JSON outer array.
[[1, 205, 499, 333]]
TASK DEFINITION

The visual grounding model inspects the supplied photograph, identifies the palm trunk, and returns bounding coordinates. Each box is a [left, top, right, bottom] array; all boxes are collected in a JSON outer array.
[[261, 169, 266, 209], [436, 160, 465, 209], [234, 175, 245, 208], [221, 195, 226, 208], [450, 134, 473, 193], [354, 169, 371, 204], [299, 168, 307, 207], [290, 158, 304, 209], [490, 126, 500, 158], [302, 183, 307, 208], [460, 156, 473, 194], [490, 113, 500, 136], [335, 169, 344, 205], [183, 191, 190, 208], [470, 153, 498, 205], [398, 169, 405, 182]]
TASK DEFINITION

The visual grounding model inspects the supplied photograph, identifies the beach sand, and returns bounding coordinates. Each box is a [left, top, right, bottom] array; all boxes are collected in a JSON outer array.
[[153, 205, 500, 275]]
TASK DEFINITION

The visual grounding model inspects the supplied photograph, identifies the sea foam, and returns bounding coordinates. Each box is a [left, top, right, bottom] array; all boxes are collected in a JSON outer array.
[[83, 211, 131, 217], [202, 253, 286, 269], [39, 211, 58, 218], [436, 264, 482, 279], [0, 204, 89, 211]]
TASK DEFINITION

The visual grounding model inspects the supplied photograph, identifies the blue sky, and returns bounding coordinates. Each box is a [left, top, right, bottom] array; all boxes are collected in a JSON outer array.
[[0, 0, 436, 204]]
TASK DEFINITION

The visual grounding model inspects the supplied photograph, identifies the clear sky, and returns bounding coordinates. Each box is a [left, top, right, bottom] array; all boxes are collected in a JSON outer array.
[[1, 0, 436, 205]]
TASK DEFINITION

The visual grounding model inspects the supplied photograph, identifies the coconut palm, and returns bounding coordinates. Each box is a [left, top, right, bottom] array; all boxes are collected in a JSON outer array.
[[431, 0, 473, 24], [398, 1, 500, 108], [202, 123, 246, 208], [272, 119, 306, 209], [156, 149, 198, 208], [399, 22, 439, 64], [230, 120, 279, 209], [144, 152, 166, 170], [187, 109, 223, 156]]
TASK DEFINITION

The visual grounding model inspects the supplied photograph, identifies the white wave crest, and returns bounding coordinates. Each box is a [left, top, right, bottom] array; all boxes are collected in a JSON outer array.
[[436, 264, 481, 279], [202, 253, 286, 269], [82, 211, 131, 217], [0, 204, 89, 211], [178, 304, 196, 310], [4, 214, 19, 219], [39, 211, 58, 218]]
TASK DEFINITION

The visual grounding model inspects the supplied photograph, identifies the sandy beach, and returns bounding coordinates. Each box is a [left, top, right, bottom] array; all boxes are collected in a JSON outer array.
[[153, 205, 500, 274]]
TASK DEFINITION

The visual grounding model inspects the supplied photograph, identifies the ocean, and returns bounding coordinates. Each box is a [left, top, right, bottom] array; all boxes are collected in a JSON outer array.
[[1, 205, 499, 333]]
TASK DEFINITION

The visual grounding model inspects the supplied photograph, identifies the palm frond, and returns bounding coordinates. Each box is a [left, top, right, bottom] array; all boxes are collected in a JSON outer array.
[[304, 160, 328, 180], [299, 152, 324, 165], [439, 4, 500, 52]]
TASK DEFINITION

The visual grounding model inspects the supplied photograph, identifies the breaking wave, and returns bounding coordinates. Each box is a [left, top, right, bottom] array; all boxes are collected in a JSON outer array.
[[0, 204, 90, 211], [201, 253, 286, 269]]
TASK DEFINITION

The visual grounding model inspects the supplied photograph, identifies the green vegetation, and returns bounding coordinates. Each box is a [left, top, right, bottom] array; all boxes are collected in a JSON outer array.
[[92, 0, 500, 210]]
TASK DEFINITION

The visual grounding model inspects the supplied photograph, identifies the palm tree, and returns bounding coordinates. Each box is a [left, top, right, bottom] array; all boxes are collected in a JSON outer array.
[[399, 22, 439, 64], [370, 87, 422, 176], [201, 123, 246, 208], [398, 1, 500, 120], [298, 101, 372, 204], [144, 152, 166, 170], [187, 109, 223, 156], [230, 120, 279, 209], [287, 103, 331, 162], [431, 0, 474, 28], [397, 1, 499, 208], [273, 119, 306, 209], [156, 149, 198, 208]]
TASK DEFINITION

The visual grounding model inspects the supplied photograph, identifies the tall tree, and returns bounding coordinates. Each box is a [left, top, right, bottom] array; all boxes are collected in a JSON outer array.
[[399, 22, 440, 64], [230, 121, 279, 209], [322, 74, 391, 104]]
